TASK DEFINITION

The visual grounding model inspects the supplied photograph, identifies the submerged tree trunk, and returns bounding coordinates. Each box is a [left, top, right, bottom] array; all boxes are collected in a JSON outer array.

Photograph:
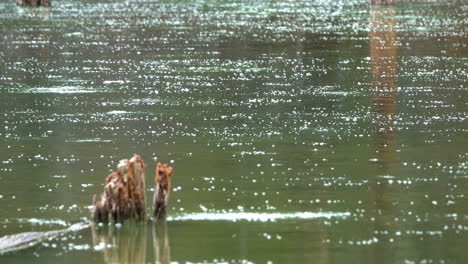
[[17, 0, 51, 6], [0, 222, 89, 255], [93, 155, 147, 223], [153, 163, 173, 219]]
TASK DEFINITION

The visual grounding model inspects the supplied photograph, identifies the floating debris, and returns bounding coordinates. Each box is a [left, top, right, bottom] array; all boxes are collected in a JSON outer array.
[[167, 211, 351, 222]]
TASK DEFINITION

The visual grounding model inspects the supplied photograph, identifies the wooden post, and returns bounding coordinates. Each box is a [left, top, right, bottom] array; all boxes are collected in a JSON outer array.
[[17, 0, 51, 6], [153, 163, 173, 220], [93, 155, 147, 223]]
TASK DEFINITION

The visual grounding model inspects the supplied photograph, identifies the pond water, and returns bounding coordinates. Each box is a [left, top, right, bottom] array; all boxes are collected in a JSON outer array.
[[0, 0, 466, 263]]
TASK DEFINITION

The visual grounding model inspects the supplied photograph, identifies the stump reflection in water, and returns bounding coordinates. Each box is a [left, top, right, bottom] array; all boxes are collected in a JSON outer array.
[[92, 223, 147, 264], [91, 222, 171, 264]]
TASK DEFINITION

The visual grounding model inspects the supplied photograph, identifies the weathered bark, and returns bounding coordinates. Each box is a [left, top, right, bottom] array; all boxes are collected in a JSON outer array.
[[153, 163, 173, 219], [93, 155, 147, 223], [17, 0, 51, 6]]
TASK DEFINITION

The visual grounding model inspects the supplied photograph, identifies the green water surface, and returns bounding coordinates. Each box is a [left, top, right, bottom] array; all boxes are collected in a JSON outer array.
[[0, 0, 467, 263]]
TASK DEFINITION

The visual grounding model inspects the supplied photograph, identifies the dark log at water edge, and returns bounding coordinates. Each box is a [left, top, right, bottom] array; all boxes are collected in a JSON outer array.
[[0, 222, 89, 255], [17, 0, 51, 6]]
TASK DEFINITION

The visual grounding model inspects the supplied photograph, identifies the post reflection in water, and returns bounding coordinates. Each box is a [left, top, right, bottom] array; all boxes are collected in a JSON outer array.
[[370, 6, 398, 174], [91, 222, 171, 264], [369, 5, 400, 263], [152, 221, 171, 264]]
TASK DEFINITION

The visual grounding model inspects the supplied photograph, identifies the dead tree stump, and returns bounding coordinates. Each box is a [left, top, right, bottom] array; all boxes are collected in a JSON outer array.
[[93, 155, 147, 223], [153, 163, 173, 219], [17, 0, 51, 6]]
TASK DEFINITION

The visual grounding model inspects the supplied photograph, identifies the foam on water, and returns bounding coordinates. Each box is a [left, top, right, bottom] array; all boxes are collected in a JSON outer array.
[[106, 110, 132, 115], [17, 218, 68, 226], [66, 138, 112, 143], [167, 211, 351, 222], [17, 87, 98, 94]]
